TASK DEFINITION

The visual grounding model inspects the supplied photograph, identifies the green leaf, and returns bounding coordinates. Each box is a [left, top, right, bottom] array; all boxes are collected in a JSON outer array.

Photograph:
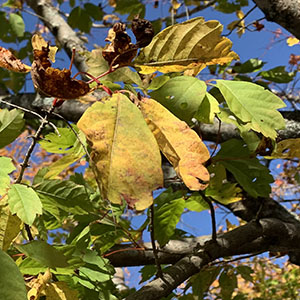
[[68, 6, 92, 33], [154, 190, 185, 247], [84, 49, 143, 86], [216, 0, 248, 13], [236, 265, 253, 282], [83, 3, 103, 21], [115, 0, 145, 19], [139, 265, 157, 283], [259, 66, 296, 83], [215, 80, 286, 139], [134, 17, 239, 74], [8, 184, 42, 225], [191, 266, 222, 297], [33, 179, 90, 215], [185, 193, 209, 212], [219, 268, 238, 300], [0, 157, 15, 195], [15, 240, 69, 268], [0, 204, 21, 251], [39, 126, 79, 154], [5, 72, 26, 93], [232, 58, 265, 73], [206, 182, 242, 204], [215, 139, 274, 197], [9, 13, 25, 37], [147, 75, 170, 91], [0, 109, 25, 148], [194, 92, 220, 124], [0, 249, 27, 300], [150, 76, 207, 122], [18, 257, 47, 275]]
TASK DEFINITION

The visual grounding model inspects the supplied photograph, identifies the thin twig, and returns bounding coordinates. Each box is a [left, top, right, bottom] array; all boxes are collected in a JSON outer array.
[[223, 4, 258, 37], [209, 251, 264, 266], [201, 193, 217, 242], [210, 116, 222, 158], [149, 204, 164, 278]]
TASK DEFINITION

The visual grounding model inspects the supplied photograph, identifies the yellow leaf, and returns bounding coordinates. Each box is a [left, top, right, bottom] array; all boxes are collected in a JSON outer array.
[[134, 17, 239, 75], [31, 34, 58, 63], [27, 269, 52, 300], [227, 10, 245, 38], [140, 98, 210, 190], [268, 138, 300, 158], [0, 203, 22, 251], [77, 94, 163, 210], [287, 37, 300, 47], [44, 282, 79, 300]]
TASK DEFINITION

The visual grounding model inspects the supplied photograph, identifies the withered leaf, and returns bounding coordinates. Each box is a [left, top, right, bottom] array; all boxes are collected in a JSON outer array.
[[0, 46, 31, 73], [132, 15, 154, 48], [77, 93, 163, 210], [31, 35, 90, 99], [140, 97, 210, 190], [102, 22, 137, 67]]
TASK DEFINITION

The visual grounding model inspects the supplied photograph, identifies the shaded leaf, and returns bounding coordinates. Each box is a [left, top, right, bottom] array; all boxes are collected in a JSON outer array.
[[68, 6, 92, 33], [0, 204, 21, 251], [83, 3, 103, 21], [0, 108, 25, 148], [0, 156, 15, 195], [115, 0, 145, 19], [259, 66, 295, 83], [8, 184, 42, 225], [140, 98, 210, 190], [139, 265, 157, 283], [15, 240, 69, 268], [194, 92, 220, 124], [214, 139, 273, 197], [44, 281, 79, 300], [0, 248, 27, 300], [232, 58, 265, 73], [77, 94, 163, 210], [31, 34, 58, 63], [219, 268, 237, 300], [9, 13, 24, 37], [84, 48, 142, 85], [268, 139, 300, 159], [215, 80, 286, 139], [33, 179, 90, 215], [0, 46, 31, 73], [150, 76, 206, 122], [134, 17, 239, 74]]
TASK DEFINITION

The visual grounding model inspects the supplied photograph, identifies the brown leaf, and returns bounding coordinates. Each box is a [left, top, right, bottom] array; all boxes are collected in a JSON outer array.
[[31, 35, 90, 99], [102, 22, 137, 67], [0, 46, 31, 73], [131, 15, 154, 48]]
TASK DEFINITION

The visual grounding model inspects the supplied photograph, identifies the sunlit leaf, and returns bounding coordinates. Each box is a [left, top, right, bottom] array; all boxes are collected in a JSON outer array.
[[0, 203, 21, 251], [44, 281, 79, 300], [77, 94, 163, 210], [185, 192, 209, 212], [215, 80, 286, 139], [141, 98, 210, 190], [154, 189, 185, 246], [0, 46, 31, 73], [227, 10, 245, 37], [0, 248, 27, 300], [232, 58, 265, 73], [150, 76, 206, 122], [287, 37, 300, 46], [0, 156, 15, 195], [84, 48, 142, 85], [0, 108, 25, 148], [15, 240, 69, 268], [8, 184, 42, 225], [31, 34, 57, 63], [9, 13, 24, 37], [134, 17, 239, 74], [194, 92, 220, 124]]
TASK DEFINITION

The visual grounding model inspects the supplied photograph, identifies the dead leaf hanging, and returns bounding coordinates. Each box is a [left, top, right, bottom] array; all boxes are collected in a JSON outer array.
[[31, 34, 90, 99], [131, 15, 154, 48], [0, 46, 31, 73], [140, 97, 210, 190], [102, 22, 137, 67]]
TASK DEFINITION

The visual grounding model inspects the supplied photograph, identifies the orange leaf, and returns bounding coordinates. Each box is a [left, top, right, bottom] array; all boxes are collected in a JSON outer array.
[[140, 98, 210, 190], [0, 46, 31, 73]]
